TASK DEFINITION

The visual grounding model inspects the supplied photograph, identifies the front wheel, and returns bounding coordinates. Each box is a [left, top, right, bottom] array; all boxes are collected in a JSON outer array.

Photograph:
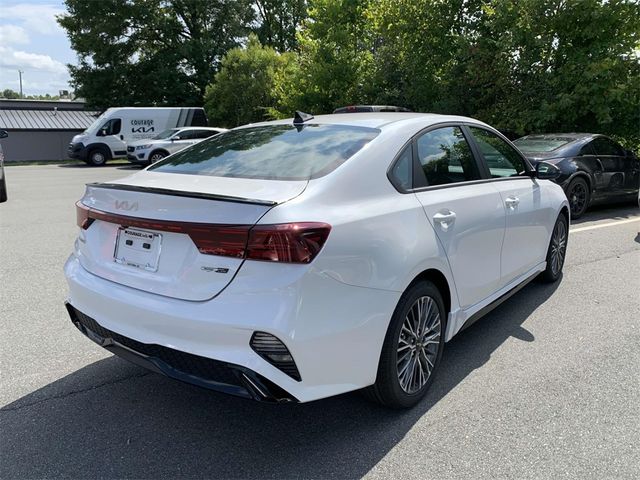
[[148, 151, 167, 163], [541, 213, 568, 283], [365, 280, 446, 408], [87, 148, 108, 166]]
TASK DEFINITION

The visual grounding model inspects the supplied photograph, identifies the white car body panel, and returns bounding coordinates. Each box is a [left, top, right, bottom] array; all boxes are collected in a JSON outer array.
[[65, 112, 569, 402]]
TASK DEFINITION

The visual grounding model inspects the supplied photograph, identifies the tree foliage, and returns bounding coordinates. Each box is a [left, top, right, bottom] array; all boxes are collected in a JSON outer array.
[[58, 0, 254, 110], [203, 35, 297, 127], [58, 0, 639, 146]]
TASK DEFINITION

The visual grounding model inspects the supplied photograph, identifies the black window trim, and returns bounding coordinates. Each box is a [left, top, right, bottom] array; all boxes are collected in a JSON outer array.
[[387, 121, 534, 194]]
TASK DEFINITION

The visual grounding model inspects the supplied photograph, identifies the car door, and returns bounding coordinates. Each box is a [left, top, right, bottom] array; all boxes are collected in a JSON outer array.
[[97, 118, 126, 157], [466, 126, 551, 285], [411, 125, 506, 310], [591, 137, 628, 194], [167, 130, 198, 153]]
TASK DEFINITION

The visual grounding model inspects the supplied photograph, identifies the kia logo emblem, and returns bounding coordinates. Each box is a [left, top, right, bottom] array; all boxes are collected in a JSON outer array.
[[115, 200, 139, 211]]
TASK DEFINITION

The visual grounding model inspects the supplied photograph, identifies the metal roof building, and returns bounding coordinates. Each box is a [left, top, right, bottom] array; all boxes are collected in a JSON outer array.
[[0, 99, 99, 162]]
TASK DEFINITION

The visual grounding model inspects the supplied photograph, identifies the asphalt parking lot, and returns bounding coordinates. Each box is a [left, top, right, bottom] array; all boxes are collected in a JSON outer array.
[[1, 164, 639, 479]]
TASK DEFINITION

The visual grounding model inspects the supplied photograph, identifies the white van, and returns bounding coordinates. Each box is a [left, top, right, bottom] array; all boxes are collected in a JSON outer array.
[[68, 107, 208, 166]]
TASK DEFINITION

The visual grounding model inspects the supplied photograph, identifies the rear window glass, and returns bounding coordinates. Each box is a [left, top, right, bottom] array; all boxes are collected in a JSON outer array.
[[149, 124, 380, 180], [513, 137, 573, 153]]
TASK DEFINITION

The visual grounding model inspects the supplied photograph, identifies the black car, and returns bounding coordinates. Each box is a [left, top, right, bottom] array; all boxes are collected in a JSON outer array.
[[333, 105, 411, 113], [513, 133, 639, 218], [0, 130, 7, 203]]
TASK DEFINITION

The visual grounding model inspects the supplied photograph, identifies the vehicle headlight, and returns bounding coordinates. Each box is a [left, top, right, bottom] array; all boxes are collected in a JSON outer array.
[[136, 145, 152, 150]]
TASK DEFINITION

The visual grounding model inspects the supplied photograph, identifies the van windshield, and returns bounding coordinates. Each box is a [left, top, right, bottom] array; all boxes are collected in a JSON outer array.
[[149, 124, 380, 180], [83, 112, 108, 134]]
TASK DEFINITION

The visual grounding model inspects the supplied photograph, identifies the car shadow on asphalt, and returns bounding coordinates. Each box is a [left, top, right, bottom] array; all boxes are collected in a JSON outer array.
[[0, 280, 560, 479]]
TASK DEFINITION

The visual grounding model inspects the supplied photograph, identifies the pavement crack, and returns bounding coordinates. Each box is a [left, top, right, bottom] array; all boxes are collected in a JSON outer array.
[[0, 371, 152, 413]]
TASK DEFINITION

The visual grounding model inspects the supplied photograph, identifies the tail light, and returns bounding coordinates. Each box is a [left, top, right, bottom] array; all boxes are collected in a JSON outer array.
[[76, 202, 330, 263]]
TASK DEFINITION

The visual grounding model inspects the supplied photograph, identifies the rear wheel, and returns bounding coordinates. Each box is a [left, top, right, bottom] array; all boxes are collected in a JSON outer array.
[[365, 280, 446, 408], [87, 148, 109, 166], [566, 177, 589, 219], [541, 213, 568, 283]]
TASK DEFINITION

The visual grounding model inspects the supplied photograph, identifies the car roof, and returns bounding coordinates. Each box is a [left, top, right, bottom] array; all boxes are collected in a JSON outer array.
[[242, 112, 489, 131], [517, 133, 599, 142], [175, 126, 226, 131]]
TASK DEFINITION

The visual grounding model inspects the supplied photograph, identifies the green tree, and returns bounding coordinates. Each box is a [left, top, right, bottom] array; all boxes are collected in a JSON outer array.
[[1, 89, 21, 99], [204, 35, 298, 127], [58, 0, 254, 110], [255, 0, 308, 52]]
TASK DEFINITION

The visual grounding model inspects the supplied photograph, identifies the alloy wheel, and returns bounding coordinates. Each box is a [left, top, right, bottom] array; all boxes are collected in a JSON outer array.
[[569, 183, 587, 216], [550, 218, 567, 276], [397, 296, 441, 394]]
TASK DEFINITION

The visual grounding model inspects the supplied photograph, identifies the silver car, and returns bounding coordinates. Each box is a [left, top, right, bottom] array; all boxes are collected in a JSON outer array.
[[126, 127, 227, 165]]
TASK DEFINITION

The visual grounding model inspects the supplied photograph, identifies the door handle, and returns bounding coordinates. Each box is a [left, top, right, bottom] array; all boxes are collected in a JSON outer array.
[[433, 211, 456, 231], [505, 196, 520, 209]]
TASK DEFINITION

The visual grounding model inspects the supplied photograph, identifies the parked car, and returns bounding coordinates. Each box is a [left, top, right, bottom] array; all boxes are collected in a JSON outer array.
[[68, 107, 209, 166], [513, 133, 640, 218], [126, 127, 227, 165], [65, 112, 569, 408], [0, 129, 8, 203], [333, 105, 411, 113]]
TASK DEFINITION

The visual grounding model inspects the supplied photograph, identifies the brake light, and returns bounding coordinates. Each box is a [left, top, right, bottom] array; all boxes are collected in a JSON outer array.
[[75, 202, 331, 263], [247, 223, 331, 264]]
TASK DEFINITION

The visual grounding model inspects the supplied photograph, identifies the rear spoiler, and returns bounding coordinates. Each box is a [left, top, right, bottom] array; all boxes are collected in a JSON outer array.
[[86, 182, 277, 207]]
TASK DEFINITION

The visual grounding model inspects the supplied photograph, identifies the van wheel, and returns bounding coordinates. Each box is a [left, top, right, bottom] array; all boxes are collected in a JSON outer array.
[[365, 280, 446, 408], [149, 151, 167, 163], [87, 148, 109, 166]]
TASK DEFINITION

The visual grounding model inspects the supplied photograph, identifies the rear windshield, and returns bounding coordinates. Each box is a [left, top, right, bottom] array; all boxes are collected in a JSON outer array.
[[148, 124, 380, 180], [513, 137, 573, 153]]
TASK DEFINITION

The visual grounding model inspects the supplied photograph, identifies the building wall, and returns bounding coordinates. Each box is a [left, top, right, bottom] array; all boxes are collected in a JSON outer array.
[[1, 130, 81, 162]]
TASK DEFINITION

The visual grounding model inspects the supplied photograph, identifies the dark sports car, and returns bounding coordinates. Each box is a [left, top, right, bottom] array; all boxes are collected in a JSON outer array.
[[513, 133, 639, 218]]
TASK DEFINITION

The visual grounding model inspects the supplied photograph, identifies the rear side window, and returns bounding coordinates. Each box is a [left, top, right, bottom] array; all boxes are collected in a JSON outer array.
[[469, 127, 525, 177], [389, 145, 413, 191], [591, 137, 624, 156], [416, 126, 479, 186], [195, 130, 218, 139], [150, 124, 379, 180]]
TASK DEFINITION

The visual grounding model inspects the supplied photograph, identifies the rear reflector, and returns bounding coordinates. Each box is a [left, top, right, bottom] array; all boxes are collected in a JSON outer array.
[[250, 332, 301, 381], [76, 202, 330, 263]]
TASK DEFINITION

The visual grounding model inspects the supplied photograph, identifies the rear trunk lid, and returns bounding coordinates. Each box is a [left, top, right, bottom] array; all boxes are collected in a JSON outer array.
[[75, 172, 306, 301]]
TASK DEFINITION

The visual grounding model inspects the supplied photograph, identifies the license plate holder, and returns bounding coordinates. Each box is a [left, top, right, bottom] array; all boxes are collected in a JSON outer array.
[[114, 227, 162, 272]]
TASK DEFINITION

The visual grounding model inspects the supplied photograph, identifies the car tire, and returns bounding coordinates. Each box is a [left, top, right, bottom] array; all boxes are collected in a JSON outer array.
[[566, 177, 589, 219], [87, 148, 109, 166], [149, 150, 167, 163], [365, 280, 446, 408], [541, 213, 568, 283]]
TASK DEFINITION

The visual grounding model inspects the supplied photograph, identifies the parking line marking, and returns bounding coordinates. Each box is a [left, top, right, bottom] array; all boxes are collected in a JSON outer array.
[[570, 217, 640, 234]]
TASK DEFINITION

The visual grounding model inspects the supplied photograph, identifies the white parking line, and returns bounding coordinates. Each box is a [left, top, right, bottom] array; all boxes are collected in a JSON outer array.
[[570, 217, 640, 234]]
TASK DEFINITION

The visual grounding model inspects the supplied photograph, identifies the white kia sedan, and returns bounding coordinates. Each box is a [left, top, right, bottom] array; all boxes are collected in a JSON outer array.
[[65, 112, 569, 408]]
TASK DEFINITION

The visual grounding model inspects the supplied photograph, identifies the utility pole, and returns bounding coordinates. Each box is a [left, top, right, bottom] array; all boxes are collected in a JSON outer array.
[[18, 70, 24, 98]]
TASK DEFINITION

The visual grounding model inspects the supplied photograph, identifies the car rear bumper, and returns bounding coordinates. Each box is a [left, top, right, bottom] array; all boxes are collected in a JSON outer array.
[[66, 303, 297, 402], [64, 254, 399, 402]]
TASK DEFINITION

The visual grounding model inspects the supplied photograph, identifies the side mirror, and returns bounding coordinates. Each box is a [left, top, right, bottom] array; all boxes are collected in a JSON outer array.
[[97, 128, 107, 137], [535, 161, 561, 180], [0, 130, 8, 139]]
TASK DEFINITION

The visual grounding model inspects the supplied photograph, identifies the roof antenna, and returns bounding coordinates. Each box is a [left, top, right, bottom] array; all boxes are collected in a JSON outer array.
[[293, 111, 314, 125]]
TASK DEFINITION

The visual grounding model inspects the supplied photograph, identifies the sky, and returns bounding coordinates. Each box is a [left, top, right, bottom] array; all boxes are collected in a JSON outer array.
[[0, 0, 74, 96]]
